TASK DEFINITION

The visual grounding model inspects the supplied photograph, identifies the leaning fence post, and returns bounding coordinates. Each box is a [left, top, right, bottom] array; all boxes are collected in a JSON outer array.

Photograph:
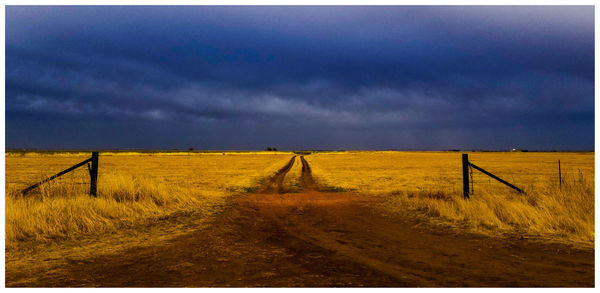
[[89, 152, 99, 196], [462, 153, 470, 199]]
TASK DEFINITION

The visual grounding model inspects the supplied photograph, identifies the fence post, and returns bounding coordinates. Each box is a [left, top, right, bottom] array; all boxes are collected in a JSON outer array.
[[89, 152, 99, 196], [558, 159, 562, 189], [462, 153, 470, 199]]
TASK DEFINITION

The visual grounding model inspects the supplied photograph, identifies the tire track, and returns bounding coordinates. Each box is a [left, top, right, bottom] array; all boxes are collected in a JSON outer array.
[[300, 156, 317, 191], [260, 156, 296, 194]]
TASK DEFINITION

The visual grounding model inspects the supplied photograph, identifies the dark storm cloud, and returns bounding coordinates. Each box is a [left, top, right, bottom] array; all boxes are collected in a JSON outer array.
[[5, 6, 594, 150]]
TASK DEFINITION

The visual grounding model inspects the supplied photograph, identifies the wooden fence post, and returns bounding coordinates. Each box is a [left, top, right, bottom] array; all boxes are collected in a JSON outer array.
[[89, 152, 99, 196], [462, 153, 470, 199], [558, 159, 562, 189]]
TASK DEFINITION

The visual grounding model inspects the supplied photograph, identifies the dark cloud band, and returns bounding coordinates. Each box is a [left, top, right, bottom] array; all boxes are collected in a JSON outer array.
[[5, 6, 594, 150]]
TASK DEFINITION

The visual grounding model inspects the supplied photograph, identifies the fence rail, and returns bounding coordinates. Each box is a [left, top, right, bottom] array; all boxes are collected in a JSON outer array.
[[462, 153, 524, 199], [21, 152, 99, 196]]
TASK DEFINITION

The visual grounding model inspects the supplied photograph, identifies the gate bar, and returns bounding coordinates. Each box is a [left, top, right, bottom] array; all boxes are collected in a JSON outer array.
[[468, 162, 524, 194], [21, 152, 99, 195]]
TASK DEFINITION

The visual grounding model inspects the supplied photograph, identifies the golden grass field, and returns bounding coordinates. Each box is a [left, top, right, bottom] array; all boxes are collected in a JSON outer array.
[[5, 151, 594, 249], [5, 152, 292, 247], [305, 151, 594, 246]]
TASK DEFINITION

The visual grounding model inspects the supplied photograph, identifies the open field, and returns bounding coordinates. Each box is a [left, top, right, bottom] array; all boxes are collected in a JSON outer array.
[[305, 151, 594, 246], [5, 151, 595, 287], [6, 152, 293, 247]]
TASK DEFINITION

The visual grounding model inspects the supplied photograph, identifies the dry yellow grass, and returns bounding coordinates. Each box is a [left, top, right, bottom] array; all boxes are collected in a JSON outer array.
[[5, 152, 293, 247], [305, 151, 594, 245], [6, 151, 594, 248]]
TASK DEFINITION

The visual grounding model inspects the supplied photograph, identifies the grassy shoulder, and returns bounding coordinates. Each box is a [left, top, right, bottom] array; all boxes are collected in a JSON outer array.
[[304, 151, 594, 247]]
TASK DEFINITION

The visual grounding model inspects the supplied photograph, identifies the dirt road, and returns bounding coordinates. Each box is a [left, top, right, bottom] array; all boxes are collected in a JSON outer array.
[[260, 156, 297, 194], [6, 156, 594, 287]]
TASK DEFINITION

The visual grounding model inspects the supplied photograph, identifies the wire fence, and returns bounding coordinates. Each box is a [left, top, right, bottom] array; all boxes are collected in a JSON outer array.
[[7, 152, 98, 196], [5, 152, 594, 198]]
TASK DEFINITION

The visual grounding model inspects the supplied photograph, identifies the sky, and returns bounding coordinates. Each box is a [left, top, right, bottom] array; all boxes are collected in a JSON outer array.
[[5, 6, 595, 150]]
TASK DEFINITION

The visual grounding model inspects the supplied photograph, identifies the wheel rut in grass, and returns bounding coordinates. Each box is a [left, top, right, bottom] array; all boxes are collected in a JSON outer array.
[[5, 156, 595, 287], [260, 155, 296, 194], [300, 156, 318, 191]]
